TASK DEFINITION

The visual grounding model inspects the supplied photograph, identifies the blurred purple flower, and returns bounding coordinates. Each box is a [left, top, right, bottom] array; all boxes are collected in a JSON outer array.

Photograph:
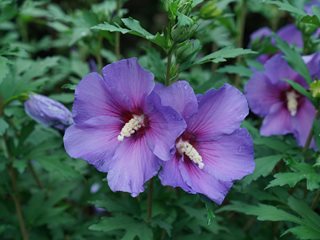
[[250, 24, 303, 63], [155, 81, 254, 204], [63, 58, 186, 197], [24, 94, 73, 130], [250, 24, 303, 48], [305, 0, 320, 14], [245, 53, 320, 147]]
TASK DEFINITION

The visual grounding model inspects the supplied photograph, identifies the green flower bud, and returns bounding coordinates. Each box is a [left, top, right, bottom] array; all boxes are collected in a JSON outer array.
[[176, 39, 201, 64], [310, 80, 320, 98], [171, 14, 197, 43], [200, 0, 222, 19]]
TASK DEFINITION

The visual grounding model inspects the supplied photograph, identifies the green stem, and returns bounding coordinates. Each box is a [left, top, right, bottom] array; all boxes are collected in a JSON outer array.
[[115, 0, 121, 59], [3, 94, 28, 107], [303, 110, 320, 151], [235, 0, 247, 87], [3, 139, 29, 240], [236, 0, 247, 49], [8, 166, 29, 240], [165, 47, 174, 86], [311, 190, 320, 209], [28, 161, 44, 189], [146, 178, 154, 222], [96, 36, 103, 70]]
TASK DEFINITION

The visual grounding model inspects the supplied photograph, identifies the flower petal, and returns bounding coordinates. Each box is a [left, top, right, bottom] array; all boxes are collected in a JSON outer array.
[[102, 58, 155, 111], [260, 102, 294, 136], [179, 160, 232, 204], [107, 136, 160, 197], [144, 92, 186, 161], [155, 81, 198, 119], [304, 53, 320, 79], [73, 72, 129, 124], [63, 116, 122, 172], [197, 128, 254, 182], [277, 24, 303, 48], [293, 99, 316, 147], [159, 154, 195, 193], [250, 27, 272, 43], [245, 71, 283, 116], [264, 54, 298, 85], [187, 84, 249, 141]]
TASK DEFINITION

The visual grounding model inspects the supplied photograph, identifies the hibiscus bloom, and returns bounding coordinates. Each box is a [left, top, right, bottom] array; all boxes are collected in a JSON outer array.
[[24, 93, 73, 130], [155, 81, 254, 204], [245, 53, 320, 147], [64, 58, 186, 196]]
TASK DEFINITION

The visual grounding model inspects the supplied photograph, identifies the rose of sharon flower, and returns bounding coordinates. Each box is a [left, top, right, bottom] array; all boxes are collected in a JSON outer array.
[[155, 81, 254, 204], [63, 58, 186, 197], [24, 93, 73, 130], [245, 53, 320, 147]]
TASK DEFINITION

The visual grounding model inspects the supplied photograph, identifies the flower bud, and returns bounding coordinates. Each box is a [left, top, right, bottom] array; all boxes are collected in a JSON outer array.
[[310, 80, 320, 98], [176, 39, 201, 64], [171, 14, 198, 43], [200, 0, 222, 19], [24, 94, 73, 130]]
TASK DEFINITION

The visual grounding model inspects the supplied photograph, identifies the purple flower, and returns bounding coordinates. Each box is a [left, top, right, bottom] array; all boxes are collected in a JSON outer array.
[[63, 58, 186, 197], [155, 81, 254, 204], [250, 24, 303, 48], [245, 53, 320, 147], [305, 0, 320, 15], [24, 94, 73, 130], [250, 24, 303, 64]]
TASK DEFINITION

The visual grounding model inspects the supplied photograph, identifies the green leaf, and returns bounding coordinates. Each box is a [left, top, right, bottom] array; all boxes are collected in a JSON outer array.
[[286, 163, 320, 191], [13, 159, 27, 174], [286, 79, 313, 103], [217, 64, 252, 77], [301, 15, 320, 27], [121, 18, 167, 49], [313, 6, 320, 25], [91, 22, 129, 34], [267, 172, 304, 189], [288, 197, 320, 230], [22, 57, 60, 82], [242, 155, 283, 185], [0, 118, 9, 136], [36, 156, 81, 181], [89, 215, 153, 240], [121, 17, 154, 38], [285, 226, 320, 240], [254, 136, 292, 153], [274, 36, 312, 84], [0, 57, 9, 85], [91, 18, 167, 49], [268, 0, 306, 16], [218, 201, 301, 224], [194, 47, 256, 65]]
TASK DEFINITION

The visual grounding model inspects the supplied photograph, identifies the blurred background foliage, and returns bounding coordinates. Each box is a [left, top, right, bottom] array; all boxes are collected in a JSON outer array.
[[0, 0, 320, 239]]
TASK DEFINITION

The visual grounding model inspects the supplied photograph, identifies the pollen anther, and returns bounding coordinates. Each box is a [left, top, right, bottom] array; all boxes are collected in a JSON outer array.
[[118, 114, 144, 141], [176, 139, 204, 169], [286, 91, 299, 117]]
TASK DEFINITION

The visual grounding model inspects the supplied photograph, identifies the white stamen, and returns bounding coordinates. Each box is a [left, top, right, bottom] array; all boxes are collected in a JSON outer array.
[[286, 91, 299, 117], [176, 139, 204, 169], [117, 114, 144, 141]]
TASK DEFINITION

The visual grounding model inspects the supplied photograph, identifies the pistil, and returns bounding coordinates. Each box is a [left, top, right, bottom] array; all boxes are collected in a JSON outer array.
[[176, 139, 204, 169], [286, 91, 299, 117], [118, 114, 144, 141]]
